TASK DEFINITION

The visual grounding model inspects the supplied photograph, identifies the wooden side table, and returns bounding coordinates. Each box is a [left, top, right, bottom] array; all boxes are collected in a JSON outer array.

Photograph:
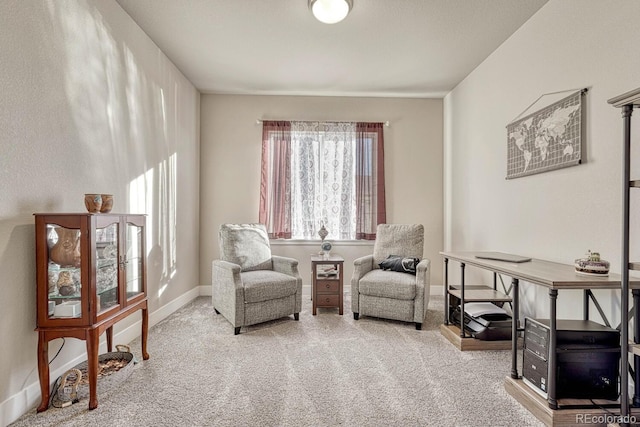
[[311, 255, 344, 315]]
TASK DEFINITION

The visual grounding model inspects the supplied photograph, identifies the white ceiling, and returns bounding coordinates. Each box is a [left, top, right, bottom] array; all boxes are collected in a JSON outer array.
[[116, 0, 548, 98]]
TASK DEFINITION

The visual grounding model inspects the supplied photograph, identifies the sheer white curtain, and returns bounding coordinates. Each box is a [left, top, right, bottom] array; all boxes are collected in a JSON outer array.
[[290, 121, 356, 240]]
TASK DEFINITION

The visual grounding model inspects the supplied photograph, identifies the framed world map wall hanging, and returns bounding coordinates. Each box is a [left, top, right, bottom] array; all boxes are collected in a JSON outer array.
[[506, 89, 586, 179]]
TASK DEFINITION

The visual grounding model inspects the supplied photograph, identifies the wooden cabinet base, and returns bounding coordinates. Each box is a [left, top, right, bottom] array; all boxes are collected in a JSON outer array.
[[505, 376, 639, 426], [36, 299, 149, 412]]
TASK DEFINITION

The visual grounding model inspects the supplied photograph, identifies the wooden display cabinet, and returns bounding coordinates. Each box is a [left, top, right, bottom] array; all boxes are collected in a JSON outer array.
[[34, 213, 150, 411]]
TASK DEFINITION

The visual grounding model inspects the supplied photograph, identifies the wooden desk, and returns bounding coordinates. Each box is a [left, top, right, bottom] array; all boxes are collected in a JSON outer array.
[[441, 251, 639, 414], [311, 255, 344, 315]]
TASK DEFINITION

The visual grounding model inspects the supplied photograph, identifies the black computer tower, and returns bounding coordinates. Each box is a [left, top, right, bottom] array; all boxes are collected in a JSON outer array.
[[522, 318, 620, 400]]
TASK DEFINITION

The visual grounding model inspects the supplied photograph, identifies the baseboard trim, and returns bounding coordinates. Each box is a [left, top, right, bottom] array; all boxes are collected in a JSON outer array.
[[198, 284, 212, 296], [0, 287, 202, 427]]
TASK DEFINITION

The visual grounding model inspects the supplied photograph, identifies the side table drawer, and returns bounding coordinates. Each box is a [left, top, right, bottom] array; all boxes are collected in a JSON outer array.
[[316, 294, 339, 307], [316, 280, 339, 293]]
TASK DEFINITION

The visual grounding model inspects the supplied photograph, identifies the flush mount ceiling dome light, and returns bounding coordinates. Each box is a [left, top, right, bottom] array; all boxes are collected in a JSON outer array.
[[309, 0, 353, 24]]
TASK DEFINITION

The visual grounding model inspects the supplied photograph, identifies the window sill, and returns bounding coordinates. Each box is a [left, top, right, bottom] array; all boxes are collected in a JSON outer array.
[[269, 239, 374, 246]]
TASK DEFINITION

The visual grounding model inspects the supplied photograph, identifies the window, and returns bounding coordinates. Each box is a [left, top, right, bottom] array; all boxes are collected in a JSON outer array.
[[260, 121, 386, 240]]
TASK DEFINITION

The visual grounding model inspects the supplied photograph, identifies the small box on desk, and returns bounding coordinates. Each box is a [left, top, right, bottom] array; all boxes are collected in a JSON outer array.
[[53, 301, 82, 318]]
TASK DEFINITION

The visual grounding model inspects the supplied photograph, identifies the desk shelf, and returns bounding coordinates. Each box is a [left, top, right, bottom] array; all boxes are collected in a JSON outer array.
[[443, 266, 514, 348], [445, 284, 513, 348], [505, 377, 640, 427], [440, 323, 515, 351], [448, 285, 512, 303], [630, 342, 640, 357]]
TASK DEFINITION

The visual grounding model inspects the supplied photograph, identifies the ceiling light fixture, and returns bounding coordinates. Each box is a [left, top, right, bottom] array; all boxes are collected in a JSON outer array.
[[308, 0, 353, 24]]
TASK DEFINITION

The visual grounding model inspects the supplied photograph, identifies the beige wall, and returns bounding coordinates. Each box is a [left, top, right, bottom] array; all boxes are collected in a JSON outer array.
[[444, 0, 640, 322], [200, 95, 443, 291], [0, 1, 200, 423]]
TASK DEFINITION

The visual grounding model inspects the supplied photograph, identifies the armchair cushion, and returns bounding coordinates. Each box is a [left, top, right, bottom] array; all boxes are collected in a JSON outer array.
[[219, 223, 272, 272], [241, 270, 299, 303], [358, 269, 417, 300], [378, 255, 420, 275]]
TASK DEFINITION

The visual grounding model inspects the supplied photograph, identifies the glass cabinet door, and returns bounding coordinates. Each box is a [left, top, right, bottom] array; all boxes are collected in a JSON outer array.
[[95, 223, 119, 313], [125, 223, 144, 300], [46, 224, 82, 319]]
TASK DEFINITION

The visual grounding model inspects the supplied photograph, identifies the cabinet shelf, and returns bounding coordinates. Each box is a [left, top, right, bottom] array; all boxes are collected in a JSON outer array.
[[315, 274, 339, 280], [48, 284, 118, 300]]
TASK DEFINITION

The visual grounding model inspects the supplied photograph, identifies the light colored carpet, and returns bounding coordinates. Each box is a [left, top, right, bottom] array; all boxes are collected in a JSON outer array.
[[11, 293, 543, 427]]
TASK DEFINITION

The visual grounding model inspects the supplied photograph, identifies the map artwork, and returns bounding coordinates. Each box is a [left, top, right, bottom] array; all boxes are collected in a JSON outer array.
[[506, 90, 583, 179]]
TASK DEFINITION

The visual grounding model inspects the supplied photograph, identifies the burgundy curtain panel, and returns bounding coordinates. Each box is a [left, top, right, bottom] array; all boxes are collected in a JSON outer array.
[[355, 122, 386, 240], [259, 121, 292, 238]]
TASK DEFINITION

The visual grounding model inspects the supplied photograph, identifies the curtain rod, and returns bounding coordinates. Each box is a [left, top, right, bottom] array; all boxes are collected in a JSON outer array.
[[256, 119, 390, 127]]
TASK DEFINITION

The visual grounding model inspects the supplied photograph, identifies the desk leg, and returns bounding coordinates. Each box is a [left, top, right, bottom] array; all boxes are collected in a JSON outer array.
[[583, 289, 589, 320], [548, 289, 558, 410], [142, 304, 150, 360], [459, 262, 466, 338], [86, 328, 100, 410], [36, 332, 50, 412], [444, 258, 449, 325], [511, 278, 519, 379], [633, 289, 640, 407]]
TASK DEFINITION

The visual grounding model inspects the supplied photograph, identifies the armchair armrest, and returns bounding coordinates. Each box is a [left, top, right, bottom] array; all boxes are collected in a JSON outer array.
[[351, 254, 374, 314], [352, 254, 374, 283], [212, 260, 242, 281], [212, 260, 244, 327], [416, 258, 430, 287], [414, 258, 431, 323], [272, 255, 301, 278], [272, 255, 303, 313]]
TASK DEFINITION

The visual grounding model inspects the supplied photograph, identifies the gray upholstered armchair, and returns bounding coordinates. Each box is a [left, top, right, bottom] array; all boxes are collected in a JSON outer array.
[[212, 223, 302, 334], [351, 224, 430, 330]]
